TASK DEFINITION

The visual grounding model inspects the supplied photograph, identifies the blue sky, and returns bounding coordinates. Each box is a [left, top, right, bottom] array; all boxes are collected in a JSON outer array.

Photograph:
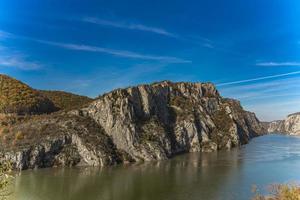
[[0, 0, 300, 121]]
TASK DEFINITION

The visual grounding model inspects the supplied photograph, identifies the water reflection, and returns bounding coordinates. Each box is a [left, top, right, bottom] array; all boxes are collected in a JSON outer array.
[[11, 135, 300, 200]]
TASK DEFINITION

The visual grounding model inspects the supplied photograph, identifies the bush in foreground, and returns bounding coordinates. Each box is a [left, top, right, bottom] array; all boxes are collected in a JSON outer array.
[[0, 162, 13, 200], [252, 183, 300, 200]]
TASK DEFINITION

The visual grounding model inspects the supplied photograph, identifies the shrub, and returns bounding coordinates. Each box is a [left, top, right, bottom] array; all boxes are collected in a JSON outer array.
[[1, 128, 9, 135], [0, 162, 13, 199], [252, 183, 300, 200], [15, 131, 24, 140]]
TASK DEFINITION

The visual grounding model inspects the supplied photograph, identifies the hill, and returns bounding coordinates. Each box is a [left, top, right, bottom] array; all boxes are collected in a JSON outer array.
[[0, 74, 57, 115], [40, 90, 93, 111], [0, 74, 93, 115]]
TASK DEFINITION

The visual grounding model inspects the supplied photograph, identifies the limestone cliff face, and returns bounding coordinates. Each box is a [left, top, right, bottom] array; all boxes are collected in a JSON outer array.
[[0, 81, 266, 170], [79, 81, 265, 161], [267, 113, 300, 135], [0, 114, 124, 170]]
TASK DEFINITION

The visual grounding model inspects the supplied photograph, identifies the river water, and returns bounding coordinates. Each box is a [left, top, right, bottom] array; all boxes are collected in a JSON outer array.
[[9, 134, 300, 200]]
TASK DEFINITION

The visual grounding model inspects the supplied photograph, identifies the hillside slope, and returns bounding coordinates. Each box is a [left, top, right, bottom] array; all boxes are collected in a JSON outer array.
[[0, 74, 56, 115], [0, 74, 92, 115], [40, 90, 93, 111]]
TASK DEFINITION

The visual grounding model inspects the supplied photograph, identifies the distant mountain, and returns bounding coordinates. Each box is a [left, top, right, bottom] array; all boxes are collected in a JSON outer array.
[[0, 76, 266, 170], [267, 112, 300, 135]]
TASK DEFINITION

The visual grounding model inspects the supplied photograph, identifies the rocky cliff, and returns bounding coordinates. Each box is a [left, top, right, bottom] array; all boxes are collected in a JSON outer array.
[[267, 112, 300, 135], [0, 79, 266, 170]]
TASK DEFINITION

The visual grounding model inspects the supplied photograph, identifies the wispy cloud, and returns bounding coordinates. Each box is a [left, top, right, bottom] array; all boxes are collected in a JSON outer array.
[[246, 99, 300, 121], [202, 43, 214, 49], [0, 29, 191, 64], [256, 62, 300, 66], [60, 62, 168, 97], [217, 74, 300, 121], [80, 17, 219, 50], [0, 32, 5, 39], [0, 57, 41, 70], [0, 45, 42, 70], [220, 76, 300, 93], [34, 39, 191, 63], [0, 30, 12, 40], [217, 70, 300, 86], [81, 17, 177, 38]]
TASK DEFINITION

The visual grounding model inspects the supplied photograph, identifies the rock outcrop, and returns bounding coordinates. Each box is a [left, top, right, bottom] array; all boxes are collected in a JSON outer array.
[[267, 112, 300, 135], [0, 114, 125, 170], [79, 81, 265, 161], [0, 80, 266, 170]]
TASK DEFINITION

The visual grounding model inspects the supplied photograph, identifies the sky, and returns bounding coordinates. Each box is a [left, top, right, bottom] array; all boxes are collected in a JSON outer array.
[[0, 0, 299, 121]]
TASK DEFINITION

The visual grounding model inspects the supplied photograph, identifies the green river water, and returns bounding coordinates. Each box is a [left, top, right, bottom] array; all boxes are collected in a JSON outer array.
[[9, 134, 300, 200]]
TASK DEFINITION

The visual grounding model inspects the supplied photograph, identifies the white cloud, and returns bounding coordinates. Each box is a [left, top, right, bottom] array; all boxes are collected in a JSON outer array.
[[256, 62, 300, 66], [0, 57, 41, 70], [35, 39, 191, 63], [202, 43, 214, 49], [82, 17, 177, 38], [61, 62, 168, 97], [81, 17, 218, 50], [245, 98, 300, 121], [217, 70, 300, 86], [0, 45, 42, 70], [0, 30, 10, 39], [217, 74, 300, 121], [219, 76, 300, 104], [220, 77, 300, 94]]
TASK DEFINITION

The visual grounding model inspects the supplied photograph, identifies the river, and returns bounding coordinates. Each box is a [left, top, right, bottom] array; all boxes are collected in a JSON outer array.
[[9, 134, 300, 200]]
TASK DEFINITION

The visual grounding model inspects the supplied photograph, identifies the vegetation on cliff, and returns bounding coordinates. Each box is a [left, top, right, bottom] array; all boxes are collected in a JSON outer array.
[[39, 90, 93, 111], [0, 74, 56, 115], [0, 162, 13, 200], [0, 74, 93, 115]]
